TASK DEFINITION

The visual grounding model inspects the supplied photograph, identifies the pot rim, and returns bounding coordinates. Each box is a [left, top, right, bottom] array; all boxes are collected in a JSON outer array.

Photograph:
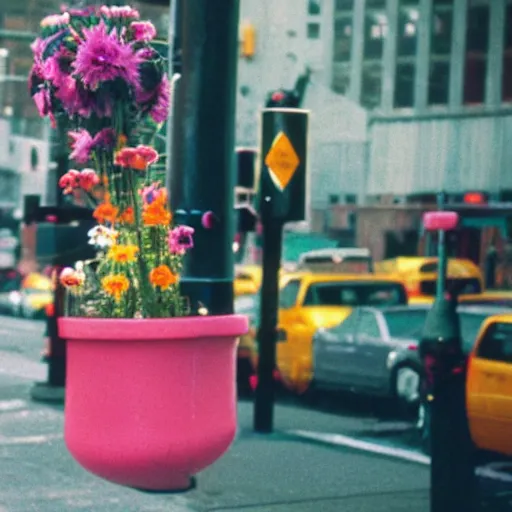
[[58, 314, 248, 341]]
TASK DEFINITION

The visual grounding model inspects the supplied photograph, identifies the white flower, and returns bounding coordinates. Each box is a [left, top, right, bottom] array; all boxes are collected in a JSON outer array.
[[87, 226, 118, 248]]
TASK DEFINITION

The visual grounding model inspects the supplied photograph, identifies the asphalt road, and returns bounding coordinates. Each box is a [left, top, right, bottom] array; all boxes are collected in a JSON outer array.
[[0, 315, 509, 511]]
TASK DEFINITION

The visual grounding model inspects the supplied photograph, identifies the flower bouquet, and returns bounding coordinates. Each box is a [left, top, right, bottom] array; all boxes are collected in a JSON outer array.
[[30, 5, 248, 492]]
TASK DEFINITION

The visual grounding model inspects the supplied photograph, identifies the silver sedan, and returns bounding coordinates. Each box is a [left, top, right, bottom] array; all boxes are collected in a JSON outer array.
[[311, 304, 508, 410]]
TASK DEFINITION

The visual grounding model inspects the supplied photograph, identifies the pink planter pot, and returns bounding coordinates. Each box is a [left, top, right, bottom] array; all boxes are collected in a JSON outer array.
[[58, 315, 248, 492]]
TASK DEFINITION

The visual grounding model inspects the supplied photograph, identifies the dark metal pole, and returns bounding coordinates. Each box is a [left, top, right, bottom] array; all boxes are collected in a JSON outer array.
[[253, 221, 283, 432], [252, 108, 309, 432], [420, 194, 478, 512], [169, 0, 239, 316], [48, 119, 69, 387], [436, 191, 447, 298]]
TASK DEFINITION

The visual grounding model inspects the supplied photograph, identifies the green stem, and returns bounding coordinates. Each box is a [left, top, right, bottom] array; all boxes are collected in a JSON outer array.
[[127, 169, 149, 317]]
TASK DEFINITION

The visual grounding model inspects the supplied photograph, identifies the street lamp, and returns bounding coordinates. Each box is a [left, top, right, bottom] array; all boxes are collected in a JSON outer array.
[[420, 203, 478, 512]]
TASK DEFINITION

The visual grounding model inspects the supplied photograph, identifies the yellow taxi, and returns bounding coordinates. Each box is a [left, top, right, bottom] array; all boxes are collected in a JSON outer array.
[[375, 257, 484, 302], [407, 290, 512, 308], [466, 314, 512, 457], [234, 265, 262, 297], [266, 272, 408, 394], [17, 272, 53, 319]]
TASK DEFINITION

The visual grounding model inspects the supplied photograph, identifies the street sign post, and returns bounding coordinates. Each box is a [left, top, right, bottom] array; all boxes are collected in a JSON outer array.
[[253, 108, 309, 433], [420, 203, 477, 511]]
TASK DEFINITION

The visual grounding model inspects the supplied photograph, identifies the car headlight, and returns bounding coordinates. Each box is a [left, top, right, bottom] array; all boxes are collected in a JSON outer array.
[[9, 291, 22, 305]]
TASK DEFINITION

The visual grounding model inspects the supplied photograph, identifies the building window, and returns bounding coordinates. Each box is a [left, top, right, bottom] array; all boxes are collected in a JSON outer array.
[[333, 17, 352, 62], [431, 0, 453, 55], [335, 0, 354, 11], [463, 2, 489, 105], [307, 22, 321, 39], [396, 0, 420, 57], [363, 7, 388, 59], [308, 0, 321, 15], [332, 64, 351, 94], [503, 4, 512, 102], [428, 61, 450, 104], [361, 63, 383, 109], [428, 0, 453, 105], [394, 62, 415, 107], [394, 0, 419, 108]]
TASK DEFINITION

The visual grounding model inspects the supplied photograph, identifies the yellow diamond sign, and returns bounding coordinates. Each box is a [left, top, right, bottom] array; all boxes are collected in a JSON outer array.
[[264, 132, 300, 191]]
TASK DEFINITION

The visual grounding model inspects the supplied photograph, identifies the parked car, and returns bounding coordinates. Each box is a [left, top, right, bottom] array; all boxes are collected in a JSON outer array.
[[466, 314, 512, 458], [234, 293, 259, 394], [312, 305, 508, 417], [375, 257, 484, 302], [271, 272, 408, 394], [16, 273, 53, 319], [0, 268, 23, 315], [296, 248, 374, 274], [234, 265, 262, 297]]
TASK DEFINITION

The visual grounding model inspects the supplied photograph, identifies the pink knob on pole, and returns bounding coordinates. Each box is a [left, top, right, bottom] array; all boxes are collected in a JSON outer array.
[[422, 211, 459, 232]]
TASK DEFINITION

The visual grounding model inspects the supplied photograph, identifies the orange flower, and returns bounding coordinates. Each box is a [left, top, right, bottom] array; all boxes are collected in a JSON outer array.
[[117, 134, 128, 149], [59, 267, 85, 288], [107, 244, 139, 263], [142, 201, 172, 226], [101, 274, 130, 301], [93, 202, 119, 224], [149, 265, 177, 290], [118, 207, 135, 224]]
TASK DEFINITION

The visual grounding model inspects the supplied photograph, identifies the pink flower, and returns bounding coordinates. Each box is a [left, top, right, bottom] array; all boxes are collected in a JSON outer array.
[[100, 5, 140, 19], [40, 12, 70, 28], [33, 89, 51, 118], [150, 74, 170, 123], [79, 169, 100, 191], [140, 183, 166, 205], [68, 129, 94, 163], [168, 226, 195, 255], [68, 128, 116, 163], [114, 145, 158, 170], [30, 38, 46, 62], [93, 128, 116, 150], [73, 21, 141, 90], [59, 169, 81, 194], [43, 54, 68, 89], [130, 21, 156, 42], [54, 76, 90, 117], [135, 145, 158, 165]]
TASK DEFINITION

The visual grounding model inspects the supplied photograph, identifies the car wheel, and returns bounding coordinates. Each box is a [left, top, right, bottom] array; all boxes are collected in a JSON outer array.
[[300, 379, 320, 406], [393, 365, 421, 415]]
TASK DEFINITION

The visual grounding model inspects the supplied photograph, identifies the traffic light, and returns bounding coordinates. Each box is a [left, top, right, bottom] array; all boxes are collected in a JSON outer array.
[[235, 204, 258, 233], [265, 89, 300, 108], [236, 148, 257, 189]]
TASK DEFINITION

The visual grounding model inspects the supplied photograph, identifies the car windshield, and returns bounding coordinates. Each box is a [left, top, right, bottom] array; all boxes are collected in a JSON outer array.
[[460, 313, 490, 354], [303, 282, 406, 307], [383, 310, 428, 338]]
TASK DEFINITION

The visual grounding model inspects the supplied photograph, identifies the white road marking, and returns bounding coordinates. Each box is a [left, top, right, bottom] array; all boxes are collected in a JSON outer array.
[[0, 351, 47, 380], [289, 429, 512, 483], [0, 399, 27, 412], [290, 429, 430, 465], [0, 433, 62, 445]]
